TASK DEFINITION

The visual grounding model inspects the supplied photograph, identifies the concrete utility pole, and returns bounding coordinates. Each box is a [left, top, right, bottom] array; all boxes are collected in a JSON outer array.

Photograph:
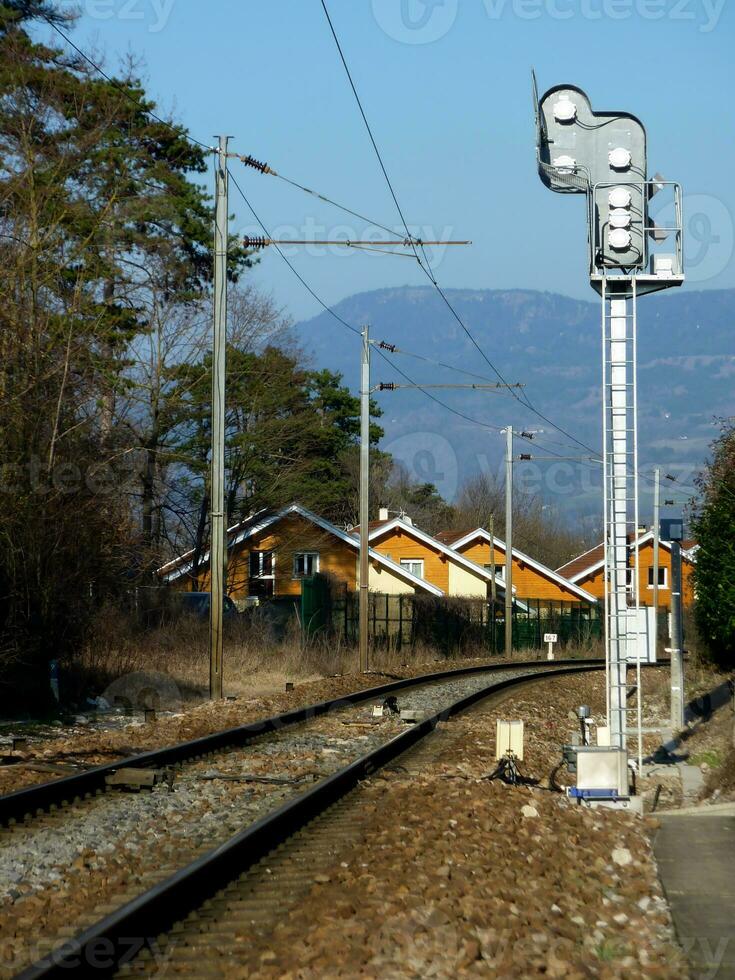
[[670, 537, 685, 730], [652, 468, 661, 651], [359, 325, 370, 673], [504, 427, 513, 657], [488, 514, 497, 650], [209, 135, 228, 701]]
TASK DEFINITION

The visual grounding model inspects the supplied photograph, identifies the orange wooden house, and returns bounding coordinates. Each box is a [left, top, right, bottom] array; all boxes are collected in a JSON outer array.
[[556, 531, 697, 609], [434, 527, 598, 606], [355, 514, 525, 603], [158, 504, 443, 601]]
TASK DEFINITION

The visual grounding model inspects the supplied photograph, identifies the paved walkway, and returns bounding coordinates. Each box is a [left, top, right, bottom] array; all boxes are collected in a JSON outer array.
[[654, 808, 735, 979]]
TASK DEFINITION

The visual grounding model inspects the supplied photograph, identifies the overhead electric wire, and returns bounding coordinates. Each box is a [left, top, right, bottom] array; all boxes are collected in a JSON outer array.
[[228, 168, 360, 339], [318, 0, 607, 463], [41, 15, 214, 153], [38, 13, 708, 501], [379, 345, 521, 387], [270, 172, 399, 239], [228, 169, 584, 464]]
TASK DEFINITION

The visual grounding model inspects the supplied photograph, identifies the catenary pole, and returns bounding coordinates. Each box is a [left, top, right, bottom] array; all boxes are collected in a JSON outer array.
[[504, 427, 513, 657], [670, 538, 685, 730], [359, 325, 370, 673], [489, 513, 496, 650], [652, 468, 661, 652], [209, 136, 228, 700]]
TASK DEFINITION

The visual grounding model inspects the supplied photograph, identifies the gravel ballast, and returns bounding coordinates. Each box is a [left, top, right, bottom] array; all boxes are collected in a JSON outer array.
[[0, 664, 560, 978], [174, 670, 688, 979], [0, 657, 558, 797]]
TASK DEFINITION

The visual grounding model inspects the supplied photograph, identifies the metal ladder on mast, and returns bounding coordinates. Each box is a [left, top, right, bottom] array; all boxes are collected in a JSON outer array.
[[601, 276, 643, 771]]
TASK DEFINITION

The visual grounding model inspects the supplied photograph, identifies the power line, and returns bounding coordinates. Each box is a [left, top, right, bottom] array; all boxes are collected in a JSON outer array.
[[376, 343, 522, 387], [318, 0, 432, 274], [40, 13, 697, 501], [40, 15, 214, 153], [228, 168, 584, 463], [228, 169, 360, 338], [317, 0, 600, 458]]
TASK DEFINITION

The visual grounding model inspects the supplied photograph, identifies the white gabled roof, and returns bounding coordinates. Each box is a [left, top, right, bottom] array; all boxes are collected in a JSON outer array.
[[157, 503, 444, 597], [366, 517, 516, 595], [562, 529, 696, 585], [447, 528, 598, 604]]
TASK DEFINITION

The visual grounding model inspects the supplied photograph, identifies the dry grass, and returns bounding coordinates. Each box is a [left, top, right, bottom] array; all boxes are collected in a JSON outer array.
[[65, 607, 605, 708]]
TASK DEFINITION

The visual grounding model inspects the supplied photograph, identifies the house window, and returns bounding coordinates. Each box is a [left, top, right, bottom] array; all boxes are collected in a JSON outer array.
[[485, 563, 505, 580], [400, 558, 424, 579], [249, 551, 274, 578], [647, 566, 668, 589], [293, 552, 319, 578]]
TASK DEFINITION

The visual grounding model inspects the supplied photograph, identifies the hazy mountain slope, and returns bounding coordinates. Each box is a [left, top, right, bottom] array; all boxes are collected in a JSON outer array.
[[296, 287, 732, 518]]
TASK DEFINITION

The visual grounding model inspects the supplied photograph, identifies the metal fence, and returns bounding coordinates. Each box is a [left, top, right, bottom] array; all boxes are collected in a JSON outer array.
[[301, 576, 601, 657]]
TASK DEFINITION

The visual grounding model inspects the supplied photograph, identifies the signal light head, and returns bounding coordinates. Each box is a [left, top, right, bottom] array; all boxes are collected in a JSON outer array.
[[553, 155, 576, 173], [609, 147, 632, 170], [609, 228, 632, 250], [609, 208, 631, 229], [553, 96, 577, 122], [609, 187, 632, 209]]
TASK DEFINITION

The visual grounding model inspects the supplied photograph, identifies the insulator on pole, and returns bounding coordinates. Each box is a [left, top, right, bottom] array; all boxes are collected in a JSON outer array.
[[242, 236, 270, 250], [378, 382, 396, 391], [378, 341, 397, 352], [239, 154, 274, 175], [519, 454, 532, 461]]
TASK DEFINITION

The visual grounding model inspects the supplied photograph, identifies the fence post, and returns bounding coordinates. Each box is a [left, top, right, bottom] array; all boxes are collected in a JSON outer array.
[[398, 595, 403, 653]]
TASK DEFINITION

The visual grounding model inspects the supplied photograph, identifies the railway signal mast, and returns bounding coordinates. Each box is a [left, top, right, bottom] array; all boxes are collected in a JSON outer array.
[[534, 77, 684, 797]]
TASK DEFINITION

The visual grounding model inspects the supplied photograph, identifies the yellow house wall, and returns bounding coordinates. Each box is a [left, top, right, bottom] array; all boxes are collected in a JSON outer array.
[[575, 541, 695, 609], [457, 540, 583, 602], [370, 528, 450, 592], [448, 562, 488, 598], [363, 562, 415, 594], [185, 515, 358, 598]]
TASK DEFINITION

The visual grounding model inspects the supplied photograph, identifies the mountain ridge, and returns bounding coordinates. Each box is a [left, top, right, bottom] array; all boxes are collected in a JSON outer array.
[[295, 286, 732, 518]]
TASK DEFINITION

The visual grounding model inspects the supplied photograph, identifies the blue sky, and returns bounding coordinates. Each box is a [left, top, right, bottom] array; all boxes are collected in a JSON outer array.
[[47, 0, 734, 321]]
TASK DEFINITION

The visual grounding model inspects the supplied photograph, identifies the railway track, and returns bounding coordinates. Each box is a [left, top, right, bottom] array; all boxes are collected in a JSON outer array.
[[0, 658, 603, 829], [10, 660, 610, 979]]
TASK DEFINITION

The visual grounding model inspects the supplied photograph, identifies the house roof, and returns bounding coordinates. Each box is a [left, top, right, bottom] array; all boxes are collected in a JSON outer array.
[[354, 517, 514, 595], [157, 503, 444, 596], [434, 529, 475, 545], [557, 530, 698, 584], [441, 527, 598, 604], [556, 543, 606, 582]]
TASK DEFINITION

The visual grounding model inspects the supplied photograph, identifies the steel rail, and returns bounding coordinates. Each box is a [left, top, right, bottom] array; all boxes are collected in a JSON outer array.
[[0, 658, 605, 826], [16, 662, 609, 979]]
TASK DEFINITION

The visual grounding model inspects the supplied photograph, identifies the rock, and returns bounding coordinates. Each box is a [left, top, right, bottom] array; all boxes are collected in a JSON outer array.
[[637, 896, 652, 911], [612, 847, 633, 867], [613, 912, 629, 925], [521, 805, 539, 819]]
